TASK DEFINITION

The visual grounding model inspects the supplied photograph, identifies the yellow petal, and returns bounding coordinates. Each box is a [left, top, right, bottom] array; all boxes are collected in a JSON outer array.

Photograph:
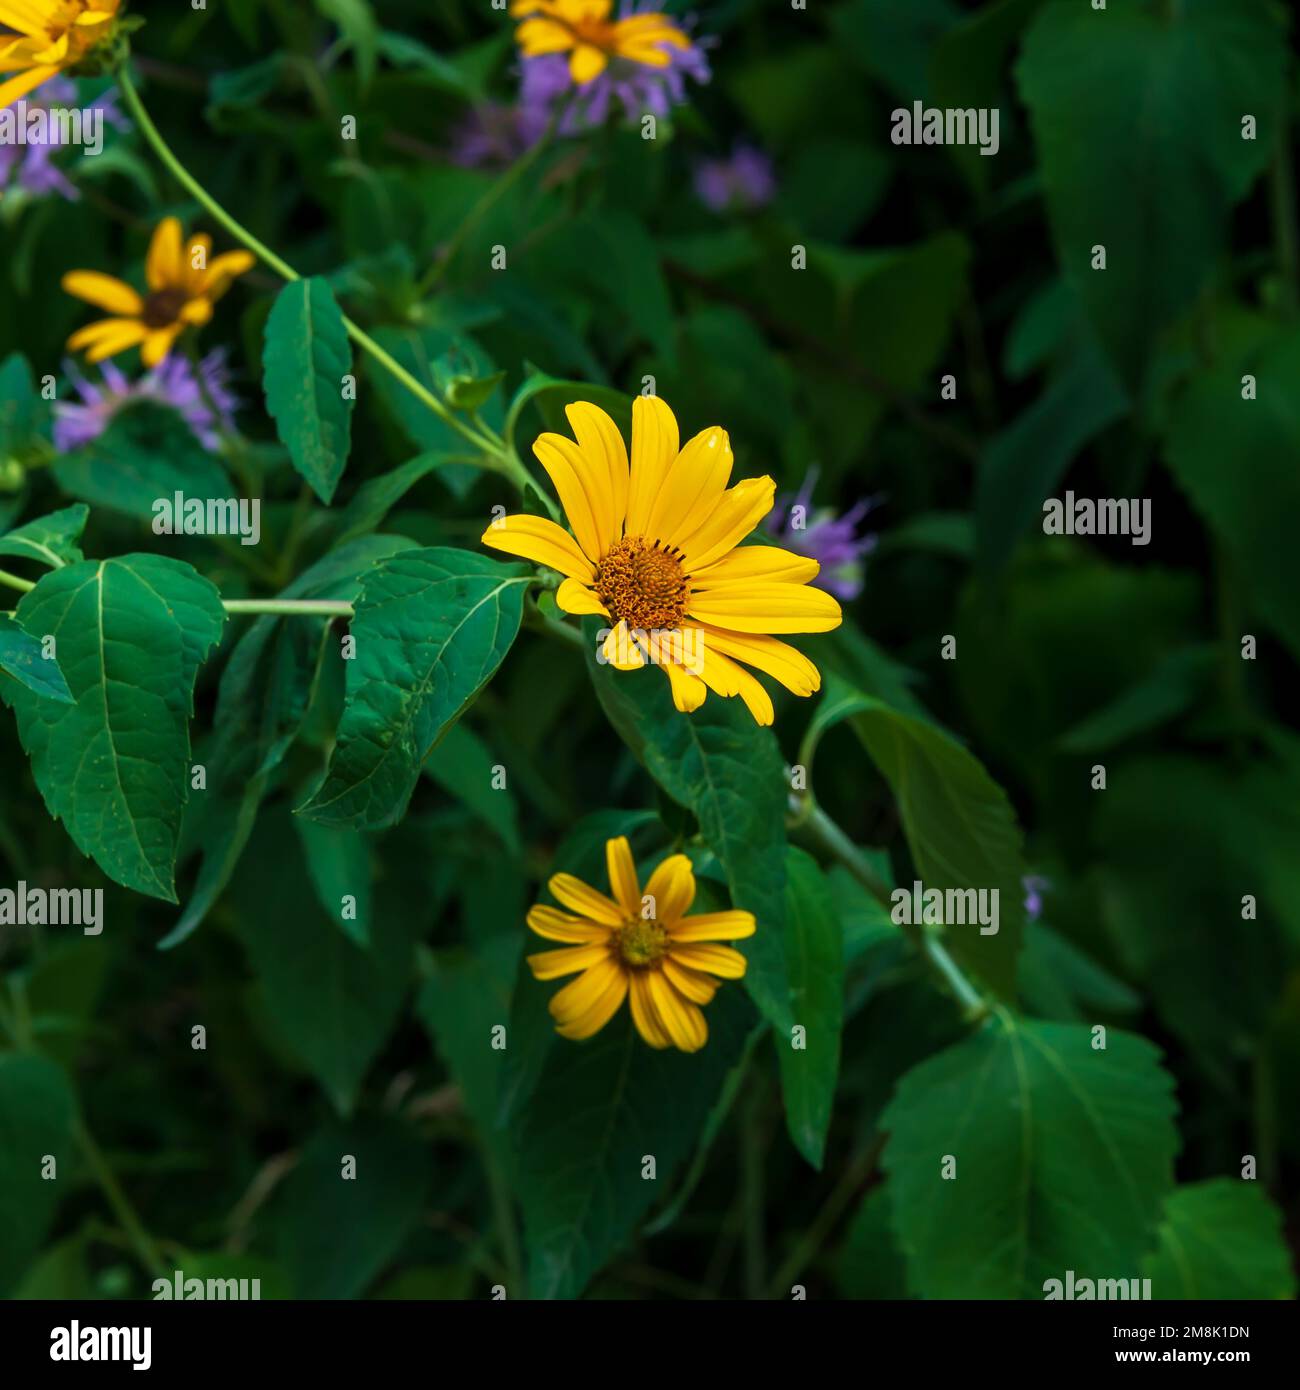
[[626, 395, 680, 535], [533, 432, 612, 562], [480, 513, 595, 581], [0, 64, 58, 110], [643, 853, 695, 925], [628, 970, 671, 1048], [528, 942, 613, 980], [646, 970, 707, 1052], [675, 476, 776, 571], [202, 250, 256, 300], [555, 577, 608, 616], [0, 4, 48, 38], [670, 943, 748, 979], [688, 582, 843, 634], [141, 325, 183, 368], [526, 904, 612, 943], [604, 835, 641, 917], [661, 956, 718, 1005], [556, 965, 628, 1040], [662, 658, 706, 712], [180, 296, 213, 326], [515, 17, 574, 56], [668, 910, 757, 942], [147, 216, 183, 291], [696, 624, 821, 697], [602, 619, 645, 670], [565, 401, 629, 535], [548, 872, 627, 925], [569, 42, 607, 83], [549, 955, 625, 1029], [72, 319, 148, 362], [692, 545, 821, 588], [184, 233, 212, 291], [645, 427, 733, 548], [61, 270, 143, 317], [698, 645, 774, 725]]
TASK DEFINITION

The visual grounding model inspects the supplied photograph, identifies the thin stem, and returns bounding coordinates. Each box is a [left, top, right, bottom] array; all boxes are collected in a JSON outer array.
[[0, 567, 35, 594], [75, 1117, 169, 1280], [799, 799, 891, 906], [222, 598, 353, 618]]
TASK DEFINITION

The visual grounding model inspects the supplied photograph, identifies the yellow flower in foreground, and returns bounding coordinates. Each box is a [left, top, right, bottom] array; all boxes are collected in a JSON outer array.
[[61, 217, 254, 367], [528, 836, 755, 1052], [511, 0, 689, 85], [481, 396, 843, 724], [0, 0, 120, 109]]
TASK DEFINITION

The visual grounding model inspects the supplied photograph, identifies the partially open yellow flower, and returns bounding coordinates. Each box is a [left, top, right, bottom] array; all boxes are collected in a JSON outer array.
[[510, 0, 690, 85], [0, 0, 121, 109], [62, 217, 254, 367], [482, 396, 842, 724], [527, 835, 755, 1052]]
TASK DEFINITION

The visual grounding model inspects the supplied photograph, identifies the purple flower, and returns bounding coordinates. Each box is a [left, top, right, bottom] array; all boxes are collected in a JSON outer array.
[[694, 144, 776, 214], [518, 3, 710, 135], [0, 78, 127, 203], [767, 469, 878, 601], [448, 100, 550, 169], [1023, 875, 1050, 922], [53, 351, 240, 454]]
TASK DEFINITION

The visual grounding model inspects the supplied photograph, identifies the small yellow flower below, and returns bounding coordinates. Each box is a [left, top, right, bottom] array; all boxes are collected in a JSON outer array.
[[526, 835, 756, 1053], [61, 216, 254, 367]]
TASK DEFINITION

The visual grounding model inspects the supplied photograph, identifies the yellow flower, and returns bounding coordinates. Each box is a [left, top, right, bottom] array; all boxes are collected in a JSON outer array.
[[527, 835, 755, 1051], [61, 217, 254, 367], [481, 396, 843, 724], [0, 0, 121, 109], [510, 0, 690, 86]]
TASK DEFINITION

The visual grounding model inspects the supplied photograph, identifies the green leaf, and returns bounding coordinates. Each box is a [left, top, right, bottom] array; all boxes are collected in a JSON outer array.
[[0, 504, 87, 570], [53, 403, 229, 520], [504, 369, 631, 454], [296, 816, 373, 948], [777, 846, 844, 1170], [299, 547, 529, 829], [315, 0, 378, 90], [516, 992, 753, 1299], [275, 1115, 432, 1297], [810, 674, 1025, 999], [0, 614, 72, 703], [329, 453, 452, 547], [0, 351, 45, 457], [0, 1054, 77, 1296], [1057, 645, 1216, 753], [3, 555, 226, 900], [233, 809, 413, 1112], [1017, 0, 1287, 384], [446, 370, 506, 412], [1019, 922, 1141, 1023], [882, 1017, 1179, 1298], [422, 721, 520, 854], [584, 625, 792, 1032], [1142, 1180, 1297, 1300], [262, 277, 354, 504], [838, 1187, 908, 1299]]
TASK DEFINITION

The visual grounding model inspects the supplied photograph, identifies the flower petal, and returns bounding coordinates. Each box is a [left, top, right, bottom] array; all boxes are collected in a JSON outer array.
[[528, 942, 613, 980], [527, 904, 612, 943], [645, 426, 733, 548], [668, 910, 757, 942], [569, 42, 607, 83], [628, 970, 671, 1048], [692, 544, 821, 588], [549, 954, 624, 1029], [61, 271, 144, 317], [602, 619, 645, 670], [687, 582, 843, 634], [605, 835, 641, 917], [555, 964, 628, 1040], [565, 400, 629, 532], [141, 325, 184, 368], [516, 17, 575, 56], [675, 476, 776, 572], [646, 970, 708, 1051], [555, 577, 608, 616], [481, 513, 595, 581], [533, 432, 612, 561], [548, 872, 627, 925], [626, 395, 680, 535], [695, 625, 821, 696], [147, 216, 183, 291], [643, 853, 695, 925], [662, 658, 706, 712], [669, 943, 748, 978], [0, 64, 59, 110], [661, 956, 718, 1005], [698, 644, 774, 726]]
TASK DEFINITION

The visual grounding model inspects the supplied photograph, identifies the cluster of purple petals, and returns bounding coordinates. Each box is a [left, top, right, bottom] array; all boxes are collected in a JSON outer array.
[[693, 144, 775, 213], [0, 78, 126, 202], [53, 351, 239, 454], [767, 470, 879, 601]]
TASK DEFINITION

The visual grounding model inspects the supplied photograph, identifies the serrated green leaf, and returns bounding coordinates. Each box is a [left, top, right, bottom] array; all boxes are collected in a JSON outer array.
[[3, 555, 226, 900], [0, 504, 88, 571], [263, 277, 354, 504], [882, 1017, 1178, 1298], [299, 547, 529, 829]]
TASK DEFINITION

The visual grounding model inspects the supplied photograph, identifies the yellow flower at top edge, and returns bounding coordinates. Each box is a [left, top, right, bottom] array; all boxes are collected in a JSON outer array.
[[527, 835, 756, 1051], [61, 217, 255, 368], [0, 0, 121, 109], [510, 0, 690, 86], [481, 396, 843, 725]]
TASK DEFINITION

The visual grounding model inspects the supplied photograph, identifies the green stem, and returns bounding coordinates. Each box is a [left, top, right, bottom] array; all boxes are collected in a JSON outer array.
[[222, 598, 353, 618], [117, 68, 508, 466], [75, 1117, 169, 1280], [800, 800, 892, 906], [0, 567, 34, 594]]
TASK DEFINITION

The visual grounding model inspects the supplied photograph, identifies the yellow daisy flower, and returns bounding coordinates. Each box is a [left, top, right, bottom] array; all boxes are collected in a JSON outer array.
[[527, 835, 755, 1052], [510, 0, 690, 86], [61, 216, 255, 367], [0, 0, 121, 109], [481, 396, 843, 725]]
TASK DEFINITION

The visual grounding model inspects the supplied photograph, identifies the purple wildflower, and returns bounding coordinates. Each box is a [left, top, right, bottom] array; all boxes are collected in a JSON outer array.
[[448, 99, 550, 169], [694, 144, 776, 214], [1023, 875, 1050, 923], [53, 351, 239, 454], [767, 469, 878, 601], [518, 3, 710, 135], [0, 78, 126, 203]]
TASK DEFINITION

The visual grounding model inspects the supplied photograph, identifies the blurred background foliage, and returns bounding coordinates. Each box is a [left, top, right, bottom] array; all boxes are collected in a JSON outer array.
[[1, 0, 1298, 1300]]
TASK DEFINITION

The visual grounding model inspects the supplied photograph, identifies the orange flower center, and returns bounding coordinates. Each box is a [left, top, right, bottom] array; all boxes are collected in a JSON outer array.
[[615, 918, 667, 967], [142, 289, 187, 329], [596, 535, 689, 631]]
